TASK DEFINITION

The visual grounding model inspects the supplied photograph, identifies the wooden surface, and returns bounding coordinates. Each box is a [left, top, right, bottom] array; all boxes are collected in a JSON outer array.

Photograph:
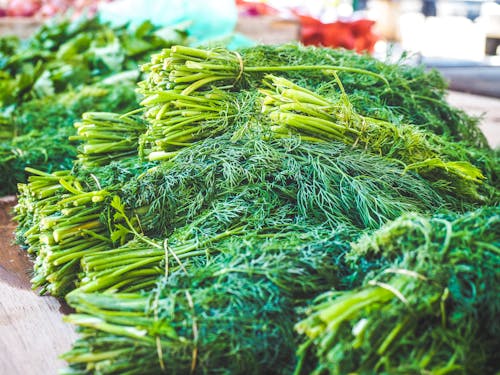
[[447, 91, 500, 148], [0, 17, 44, 39], [0, 197, 77, 375]]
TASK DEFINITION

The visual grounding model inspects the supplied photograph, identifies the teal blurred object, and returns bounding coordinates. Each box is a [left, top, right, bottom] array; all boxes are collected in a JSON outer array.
[[98, 0, 237, 44], [195, 33, 256, 49]]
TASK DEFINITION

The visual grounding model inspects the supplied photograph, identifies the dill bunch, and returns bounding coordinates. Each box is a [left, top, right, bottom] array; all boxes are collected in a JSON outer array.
[[14, 157, 155, 296], [64, 277, 296, 375], [14, 167, 114, 296], [120, 135, 451, 238], [0, 82, 139, 195], [296, 206, 500, 375], [239, 44, 487, 148], [261, 74, 492, 202], [62, 225, 353, 375]]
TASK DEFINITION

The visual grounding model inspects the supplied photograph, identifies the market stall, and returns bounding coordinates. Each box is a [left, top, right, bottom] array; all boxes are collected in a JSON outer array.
[[1, 1, 498, 374]]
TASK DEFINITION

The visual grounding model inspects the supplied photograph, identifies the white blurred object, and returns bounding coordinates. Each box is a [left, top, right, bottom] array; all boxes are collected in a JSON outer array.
[[399, 13, 486, 60], [369, 0, 402, 41], [398, 12, 425, 52], [477, 1, 500, 37]]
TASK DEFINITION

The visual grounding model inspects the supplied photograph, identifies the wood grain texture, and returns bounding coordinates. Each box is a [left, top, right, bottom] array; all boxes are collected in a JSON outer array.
[[0, 197, 77, 375]]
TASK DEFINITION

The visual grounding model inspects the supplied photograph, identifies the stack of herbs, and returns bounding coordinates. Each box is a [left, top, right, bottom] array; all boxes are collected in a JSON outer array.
[[296, 206, 499, 374], [0, 16, 188, 195], [13, 43, 499, 374]]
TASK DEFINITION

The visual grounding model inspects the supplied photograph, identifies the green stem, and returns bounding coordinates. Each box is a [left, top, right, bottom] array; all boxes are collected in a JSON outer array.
[[246, 65, 389, 86]]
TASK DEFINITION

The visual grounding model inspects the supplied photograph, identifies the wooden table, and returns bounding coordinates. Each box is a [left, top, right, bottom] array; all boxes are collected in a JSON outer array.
[[0, 197, 77, 375], [447, 91, 500, 148]]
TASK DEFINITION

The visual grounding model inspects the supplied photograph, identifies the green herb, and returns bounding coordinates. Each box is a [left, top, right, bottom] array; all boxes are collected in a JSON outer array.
[[296, 207, 499, 374], [239, 44, 488, 149], [11, 43, 498, 374], [62, 225, 352, 375], [71, 112, 147, 167], [260, 74, 490, 202]]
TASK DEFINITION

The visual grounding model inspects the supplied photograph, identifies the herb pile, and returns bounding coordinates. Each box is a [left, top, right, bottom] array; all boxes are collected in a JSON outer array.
[[13, 43, 499, 374], [297, 207, 499, 374], [0, 16, 187, 195]]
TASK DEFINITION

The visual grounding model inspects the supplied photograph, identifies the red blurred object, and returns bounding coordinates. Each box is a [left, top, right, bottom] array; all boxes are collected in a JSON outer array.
[[237, 1, 278, 16], [6, 0, 41, 17], [1, 0, 108, 18], [298, 14, 377, 53]]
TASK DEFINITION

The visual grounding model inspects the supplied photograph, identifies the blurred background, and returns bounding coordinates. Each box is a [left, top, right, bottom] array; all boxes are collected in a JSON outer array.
[[1, 0, 499, 98], [2, 1, 499, 55]]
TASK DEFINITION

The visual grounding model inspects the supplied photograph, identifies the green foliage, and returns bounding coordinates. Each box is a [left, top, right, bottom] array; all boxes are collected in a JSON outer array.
[[1, 17, 187, 106], [296, 207, 500, 374], [11, 44, 499, 374], [63, 224, 352, 375], [0, 115, 14, 140], [0, 127, 76, 196], [121, 136, 451, 237], [0, 16, 188, 195]]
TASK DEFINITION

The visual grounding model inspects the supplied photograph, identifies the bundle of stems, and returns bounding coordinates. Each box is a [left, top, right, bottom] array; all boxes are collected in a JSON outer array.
[[15, 168, 75, 253], [238, 44, 488, 149], [62, 225, 354, 375], [295, 206, 499, 374], [137, 46, 242, 160], [63, 277, 296, 375], [0, 115, 14, 140], [260, 74, 487, 201], [138, 89, 236, 161], [31, 200, 110, 296], [15, 168, 111, 296], [70, 112, 147, 167], [77, 195, 245, 294], [137, 45, 387, 161]]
